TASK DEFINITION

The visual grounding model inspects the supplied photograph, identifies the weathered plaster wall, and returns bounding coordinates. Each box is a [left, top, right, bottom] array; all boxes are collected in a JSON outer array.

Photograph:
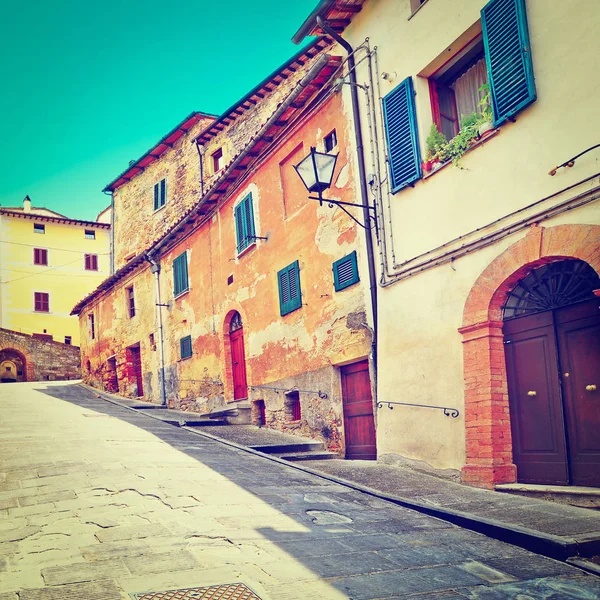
[[0, 328, 81, 382]]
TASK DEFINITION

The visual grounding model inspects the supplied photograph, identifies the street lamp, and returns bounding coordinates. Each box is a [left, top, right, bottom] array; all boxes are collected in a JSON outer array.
[[293, 146, 376, 231]]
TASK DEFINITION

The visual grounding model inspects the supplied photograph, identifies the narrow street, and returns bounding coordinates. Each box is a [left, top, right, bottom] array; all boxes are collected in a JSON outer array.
[[1, 382, 599, 600]]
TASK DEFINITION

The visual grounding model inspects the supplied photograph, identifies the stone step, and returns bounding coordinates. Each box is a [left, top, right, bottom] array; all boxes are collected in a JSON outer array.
[[275, 450, 340, 462], [249, 441, 325, 454], [495, 483, 600, 509]]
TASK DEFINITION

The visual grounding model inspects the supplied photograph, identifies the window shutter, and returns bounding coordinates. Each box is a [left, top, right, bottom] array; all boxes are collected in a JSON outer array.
[[482, 0, 536, 126], [235, 194, 256, 253], [244, 194, 255, 245], [160, 178, 166, 206], [333, 251, 359, 291], [180, 335, 192, 359], [153, 183, 159, 211], [85, 254, 90, 270], [278, 260, 302, 316], [173, 252, 189, 296], [235, 204, 244, 252], [382, 76, 422, 193], [92, 255, 98, 270]]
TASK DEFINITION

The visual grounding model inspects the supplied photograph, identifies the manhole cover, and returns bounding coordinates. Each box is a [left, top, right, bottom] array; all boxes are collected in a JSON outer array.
[[131, 583, 262, 600]]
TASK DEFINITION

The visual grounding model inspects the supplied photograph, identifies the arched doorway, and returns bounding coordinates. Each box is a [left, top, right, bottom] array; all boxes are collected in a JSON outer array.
[[229, 312, 248, 401], [503, 259, 600, 486], [0, 349, 28, 383]]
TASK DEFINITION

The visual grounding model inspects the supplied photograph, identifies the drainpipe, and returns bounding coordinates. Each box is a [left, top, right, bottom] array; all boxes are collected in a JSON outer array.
[[146, 254, 167, 406], [317, 17, 378, 380], [103, 190, 115, 275]]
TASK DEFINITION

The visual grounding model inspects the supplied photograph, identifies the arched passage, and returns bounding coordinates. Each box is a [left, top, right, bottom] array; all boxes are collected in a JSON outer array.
[[0, 344, 34, 382], [459, 224, 600, 489]]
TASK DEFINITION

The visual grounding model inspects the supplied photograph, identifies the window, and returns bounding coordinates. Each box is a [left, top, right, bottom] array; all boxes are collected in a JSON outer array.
[[324, 129, 338, 152], [34, 223, 45, 234], [173, 251, 189, 296], [85, 229, 96, 240], [382, 0, 535, 192], [285, 390, 301, 421], [127, 286, 135, 318], [278, 260, 302, 316], [64, 336, 72, 345], [333, 251, 360, 291], [212, 148, 223, 172], [234, 193, 256, 254], [84, 254, 98, 271], [410, 0, 428, 13], [88, 314, 95, 339], [153, 178, 167, 211], [34, 248, 48, 266], [180, 335, 192, 360], [34, 292, 49, 312]]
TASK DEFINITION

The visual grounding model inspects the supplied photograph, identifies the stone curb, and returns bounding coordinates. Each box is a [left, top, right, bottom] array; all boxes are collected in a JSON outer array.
[[78, 384, 600, 564]]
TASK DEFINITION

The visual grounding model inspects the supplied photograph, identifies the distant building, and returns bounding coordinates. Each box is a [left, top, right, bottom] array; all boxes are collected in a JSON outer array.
[[0, 196, 110, 348]]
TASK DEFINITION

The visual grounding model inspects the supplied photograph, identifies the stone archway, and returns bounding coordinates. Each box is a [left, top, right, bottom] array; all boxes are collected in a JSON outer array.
[[458, 224, 600, 489], [0, 344, 34, 382]]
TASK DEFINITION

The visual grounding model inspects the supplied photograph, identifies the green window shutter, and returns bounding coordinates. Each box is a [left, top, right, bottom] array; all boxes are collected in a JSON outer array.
[[278, 260, 302, 316], [180, 335, 192, 359], [234, 204, 244, 253], [333, 251, 359, 291], [244, 194, 255, 243], [482, 0, 536, 126], [160, 178, 167, 207], [153, 183, 159, 211], [235, 193, 256, 253], [173, 251, 189, 296], [382, 76, 422, 194]]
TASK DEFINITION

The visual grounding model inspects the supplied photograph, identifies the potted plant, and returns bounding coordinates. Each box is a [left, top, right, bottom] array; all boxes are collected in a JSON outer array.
[[440, 112, 481, 167], [477, 83, 494, 138], [423, 123, 446, 173]]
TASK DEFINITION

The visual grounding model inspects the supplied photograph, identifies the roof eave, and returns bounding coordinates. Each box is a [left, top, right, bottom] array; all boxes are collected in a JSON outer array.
[[292, 0, 335, 44]]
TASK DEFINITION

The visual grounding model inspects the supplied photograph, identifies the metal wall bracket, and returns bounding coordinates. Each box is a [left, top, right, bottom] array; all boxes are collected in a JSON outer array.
[[377, 401, 460, 418]]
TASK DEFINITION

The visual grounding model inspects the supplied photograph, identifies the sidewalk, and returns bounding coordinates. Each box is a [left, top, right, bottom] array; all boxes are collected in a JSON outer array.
[[88, 384, 600, 565]]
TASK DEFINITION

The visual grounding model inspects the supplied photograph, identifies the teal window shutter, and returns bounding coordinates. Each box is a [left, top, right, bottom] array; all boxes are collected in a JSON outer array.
[[382, 76, 421, 194], [333, 251, 359, 291], [160, 178, 167, 207], [180, 335, 192, 359], [278, 260, 302, 316], [482, 0, 536, 126], [153, 183, 159, 211], [173, 251, 189, 296], [235, 193, 256, 253]]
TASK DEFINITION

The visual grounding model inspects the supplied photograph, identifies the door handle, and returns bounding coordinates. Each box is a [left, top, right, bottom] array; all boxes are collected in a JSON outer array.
[[586, 384, 597, 391], [527, 391, 537, 396], [233, 361, 239, 365]]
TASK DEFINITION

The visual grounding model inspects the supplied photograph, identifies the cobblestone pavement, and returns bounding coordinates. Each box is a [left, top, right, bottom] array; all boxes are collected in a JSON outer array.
[[1, 382, 600, 600]]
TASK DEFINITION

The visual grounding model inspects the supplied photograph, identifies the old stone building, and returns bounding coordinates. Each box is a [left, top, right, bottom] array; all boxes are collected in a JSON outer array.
[[73, 39, 377, 457], [294, 0, 600, 487]]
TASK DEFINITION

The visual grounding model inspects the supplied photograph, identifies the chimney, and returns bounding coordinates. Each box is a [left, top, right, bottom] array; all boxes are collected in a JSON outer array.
[[23, 195, 31, 212]]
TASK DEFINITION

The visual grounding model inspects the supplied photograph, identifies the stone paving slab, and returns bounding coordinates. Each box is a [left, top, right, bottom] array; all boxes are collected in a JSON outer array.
[[2, 382, 600, 600]]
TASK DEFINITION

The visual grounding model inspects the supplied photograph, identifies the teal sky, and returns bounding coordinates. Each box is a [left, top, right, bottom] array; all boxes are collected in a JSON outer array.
[[0, 0, 316, 221]]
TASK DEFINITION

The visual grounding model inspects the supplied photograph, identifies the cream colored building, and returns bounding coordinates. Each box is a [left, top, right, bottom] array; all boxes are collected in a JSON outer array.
[[294, 0, 600, 488], [0, 197, 110, 346]]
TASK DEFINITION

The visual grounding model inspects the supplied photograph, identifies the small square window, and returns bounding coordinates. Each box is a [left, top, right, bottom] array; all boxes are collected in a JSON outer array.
[[333, 251, 360, 291], [34, 248, 48, 266], [85, 229, 96, 240], [324, 129, 338, 153], [64, 336, 72, 345], [34, 292, 49, 313], [153, 179, 167, 211], [180, 335, 193, 359], [85, 254, 98, 271], [34, 223, 45, 234], [212, 148, 223, 173]]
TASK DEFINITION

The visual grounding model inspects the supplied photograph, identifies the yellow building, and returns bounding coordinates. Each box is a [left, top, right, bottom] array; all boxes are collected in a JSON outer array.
[[0, 196, 110, 346]]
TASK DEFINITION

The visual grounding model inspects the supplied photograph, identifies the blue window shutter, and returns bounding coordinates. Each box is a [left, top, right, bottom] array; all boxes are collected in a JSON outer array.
[[244, 194, 255, 243], [180, 335, 192, 359], [278, 260, 302, 316], [333, 251, 359, 291], [173, 251, 189, 296], [482, 0, 536, 126], [382, 76, 421, 194], [153, 183, 159, 211]]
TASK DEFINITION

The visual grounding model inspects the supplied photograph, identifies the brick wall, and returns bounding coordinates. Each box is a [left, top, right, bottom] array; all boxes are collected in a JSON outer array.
[[0, 328, 81, 382]]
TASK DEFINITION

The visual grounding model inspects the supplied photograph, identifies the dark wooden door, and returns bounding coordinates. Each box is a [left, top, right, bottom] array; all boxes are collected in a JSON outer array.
[[130, 346, 143, 397], [230, 328, 248, 401], [504, 312, 569, 484], [341, 360, 377, 460], [556, 299, 600, 487]]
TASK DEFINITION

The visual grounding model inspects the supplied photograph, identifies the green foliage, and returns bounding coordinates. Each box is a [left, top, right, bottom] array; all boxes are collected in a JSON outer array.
[[478, 83, 493, 123], [425, 123, 447, 161], [432, 112, 483, 167]]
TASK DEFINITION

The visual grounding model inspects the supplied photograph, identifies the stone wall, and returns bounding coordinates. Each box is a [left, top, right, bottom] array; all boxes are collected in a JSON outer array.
[[0, 328, 81, 382]]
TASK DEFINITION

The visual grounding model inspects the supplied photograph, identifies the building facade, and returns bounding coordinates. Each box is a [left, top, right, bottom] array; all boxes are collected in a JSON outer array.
[[294, 0, 600, 486], [0, 197, 110, 348], [74, 40, 377, 457]]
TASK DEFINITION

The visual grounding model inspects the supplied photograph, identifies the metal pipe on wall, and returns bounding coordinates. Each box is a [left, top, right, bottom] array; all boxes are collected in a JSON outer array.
[[146, 254, 167, 406]]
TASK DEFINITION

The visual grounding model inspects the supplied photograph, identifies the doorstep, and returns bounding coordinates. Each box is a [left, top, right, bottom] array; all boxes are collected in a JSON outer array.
[[496, 483, 600, 509]]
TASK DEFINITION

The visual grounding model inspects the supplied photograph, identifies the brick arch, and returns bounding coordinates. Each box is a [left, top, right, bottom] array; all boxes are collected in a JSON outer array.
[[459, 224, 600, 489], [221, 306, 249, 401], [0, 344, 34, 382]]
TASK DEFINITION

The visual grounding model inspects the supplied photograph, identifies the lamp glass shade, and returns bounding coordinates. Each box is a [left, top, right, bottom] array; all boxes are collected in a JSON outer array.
[[294, 148, 338, 193]]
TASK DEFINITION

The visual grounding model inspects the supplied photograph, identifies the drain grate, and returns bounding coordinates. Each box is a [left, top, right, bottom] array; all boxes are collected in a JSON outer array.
[[132, 583, 262, 600]]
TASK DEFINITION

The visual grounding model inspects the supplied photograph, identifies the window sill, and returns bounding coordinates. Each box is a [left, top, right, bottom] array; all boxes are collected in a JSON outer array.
[[422, 128, 500, 181], [236, 241, 257, 259], [153, 204, 167, 215], [174, 289, 190, 300], [179, 356, 192, 362], [408, 0, 430, 21]]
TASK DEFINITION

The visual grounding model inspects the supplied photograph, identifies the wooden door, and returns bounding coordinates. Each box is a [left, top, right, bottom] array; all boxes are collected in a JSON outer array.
[[230, 328, 248, 401], [504, 312, 569, 484], [130, 346, 143, 397], [556, 299, 600, 487], [341, 360, 377, 460]]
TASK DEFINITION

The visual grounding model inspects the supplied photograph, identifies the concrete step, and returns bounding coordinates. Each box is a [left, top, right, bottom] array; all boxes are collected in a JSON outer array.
[[249, 441, 325, 454], [275, 450, 340, 462], [495, 483, 600, 509]]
